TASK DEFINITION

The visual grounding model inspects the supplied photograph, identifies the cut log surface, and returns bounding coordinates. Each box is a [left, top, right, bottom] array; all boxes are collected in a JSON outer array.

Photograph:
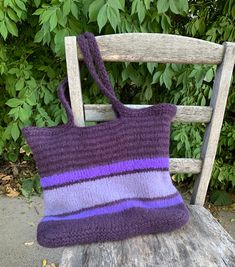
[[60, 205, 235, 267]]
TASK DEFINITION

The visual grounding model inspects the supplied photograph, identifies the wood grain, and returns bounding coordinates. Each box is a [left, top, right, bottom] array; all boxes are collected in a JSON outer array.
[[191, 42, 235, 205], [84, 104, 212, 123], [60, 205, 235, 267], [76, 33, 224, 64], [170, 158, 201, 174], [65, 36, 85, 126]]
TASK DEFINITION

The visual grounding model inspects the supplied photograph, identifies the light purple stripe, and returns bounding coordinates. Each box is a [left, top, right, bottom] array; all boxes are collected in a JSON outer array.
[[42, 194, 183, 222], [43, 170, 176, 216], [41, 157, 169, 188]]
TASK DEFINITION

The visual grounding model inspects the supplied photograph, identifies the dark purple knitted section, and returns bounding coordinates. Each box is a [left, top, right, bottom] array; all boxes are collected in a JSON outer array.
[[22, 102, 175, 177], [37, 203, 189, 248]]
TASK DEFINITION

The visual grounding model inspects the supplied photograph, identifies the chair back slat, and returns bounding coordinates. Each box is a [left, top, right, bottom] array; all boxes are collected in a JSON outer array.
[[77, 33, 224, 64], [84, 104, 212, 123]]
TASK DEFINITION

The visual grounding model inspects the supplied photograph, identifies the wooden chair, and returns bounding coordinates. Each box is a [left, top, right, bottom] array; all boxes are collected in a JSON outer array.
[[60, 34, 235, 267]]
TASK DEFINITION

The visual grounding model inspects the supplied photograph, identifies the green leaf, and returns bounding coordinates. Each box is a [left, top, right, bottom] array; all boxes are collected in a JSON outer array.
[[38, 106, 51, 122], [71, 2, 79, 19], [0, 21, 8, 40], [34, 28, 44, 42], [198, 18, 205, 35], [118, 0, 125, 10], [10, 5, 23, 18], [41, 9, 52, 24], [63, 0, 71, 16], [8, 152, 18, 162], [89, 0, 105, 22], [144, 0, 151, 10], [33, 8, 44, 16], [144, 86, 152, 101], [26, 78, 37, 88], [157, 0, 169, 14], [6, 98, 24, 107], [152, 71, 162, 84], [55, 9, 67, 27], [131, 0, 138, 15], [20, 144, 31, 155], [210, 190, 233, 206], [8, 107, 20, 119], [137, 0, 145, 23], [162, 72, 172, 89], [15, 79, 24, 91], [161, 14, 171, 32], [26, 93, 37, 106], [7, 9, 18, 22], [0, 9, 4, 20], [36, 117, 45, 127], [121, 67, 129, 81], [169, 0, 180, 14], [43, 89, 53, 105], [21, 178, 34, 198], [204, 68, 214, 82], [107, 6, 120, 31], [108, 0, 123, 11], [18, 106, 31, 122], [33, 176, 42, 194], [34, 0, 41, 8], [15, 0, 26, 11], [11, 123, 20, 141], [201, 95, 206, 106], [232, 5, 235, 18], [124, 65, 142, 86], [147, 63, 155, 74], [181, 0, 189, 13], [97, 4, 108, 32], [49, 11, 57, 31], [54, 28, 69, 54]]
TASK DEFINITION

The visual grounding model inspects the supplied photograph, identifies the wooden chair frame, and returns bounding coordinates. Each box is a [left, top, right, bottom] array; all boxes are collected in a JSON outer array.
[[60, 33, 235, 266]]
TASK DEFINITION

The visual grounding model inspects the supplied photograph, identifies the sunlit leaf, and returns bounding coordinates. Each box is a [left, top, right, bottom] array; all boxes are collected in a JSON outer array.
[[97, 4, 108, 32], [157, 0, 169, 13]]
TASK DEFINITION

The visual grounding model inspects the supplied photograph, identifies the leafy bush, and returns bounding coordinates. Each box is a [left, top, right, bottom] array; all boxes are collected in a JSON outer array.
[[0, 0, 234, 191]]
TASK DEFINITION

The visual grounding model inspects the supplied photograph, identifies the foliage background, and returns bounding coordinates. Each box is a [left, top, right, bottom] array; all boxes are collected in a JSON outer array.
[[0, 0, 234, 198]]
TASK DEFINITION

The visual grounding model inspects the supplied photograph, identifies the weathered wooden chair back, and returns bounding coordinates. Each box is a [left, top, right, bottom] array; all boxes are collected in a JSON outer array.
[[65, 33, 235, 206]]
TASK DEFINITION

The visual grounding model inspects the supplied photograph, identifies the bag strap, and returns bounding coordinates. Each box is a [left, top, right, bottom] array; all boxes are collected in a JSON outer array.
[[81, 32, 116, 98], [57, 77, 74, 124], [77, 33, 126, 116]]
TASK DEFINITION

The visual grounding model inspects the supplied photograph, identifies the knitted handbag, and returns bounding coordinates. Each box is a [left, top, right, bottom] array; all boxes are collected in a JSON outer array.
[[22, 32, 189, 248]]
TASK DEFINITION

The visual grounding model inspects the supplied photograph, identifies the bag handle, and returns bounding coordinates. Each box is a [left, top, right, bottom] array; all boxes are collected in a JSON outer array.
[[77, 33, 126, 116], [58, 33, 128, 125], [81, 32, 116, 98]]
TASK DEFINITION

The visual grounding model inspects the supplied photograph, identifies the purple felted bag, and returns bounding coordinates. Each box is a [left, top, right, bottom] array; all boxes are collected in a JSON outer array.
[[22, 32, 189, 248]]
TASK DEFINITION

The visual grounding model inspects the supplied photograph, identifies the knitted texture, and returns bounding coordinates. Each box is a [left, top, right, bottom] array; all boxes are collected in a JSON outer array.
[[22, 32, 189, 248]]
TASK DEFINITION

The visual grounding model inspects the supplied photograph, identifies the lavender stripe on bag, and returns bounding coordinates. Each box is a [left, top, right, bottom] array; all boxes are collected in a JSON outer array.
[[43, 170, 177, 216], [42, 194, 183, 222], [22, 32, 189, 248]]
